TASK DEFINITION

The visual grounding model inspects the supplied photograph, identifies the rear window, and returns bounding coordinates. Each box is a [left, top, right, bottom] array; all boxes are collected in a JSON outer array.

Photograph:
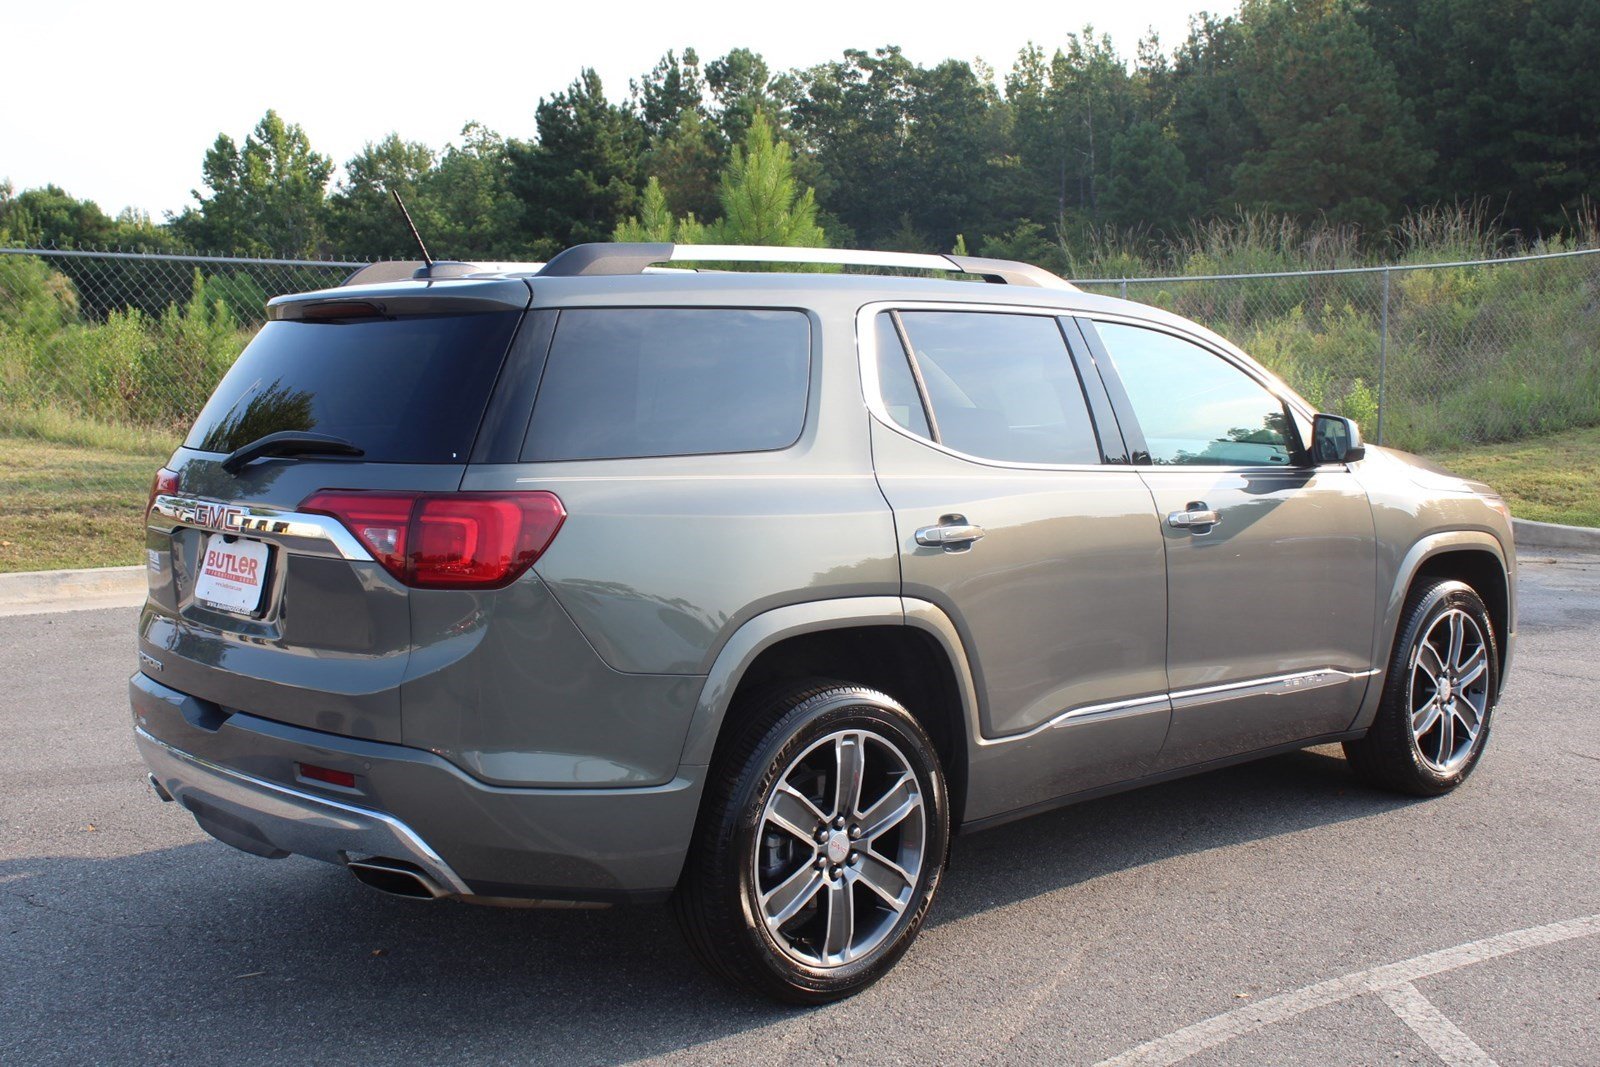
[[521, 308, 810, 462], [184, 312, 521, 463]]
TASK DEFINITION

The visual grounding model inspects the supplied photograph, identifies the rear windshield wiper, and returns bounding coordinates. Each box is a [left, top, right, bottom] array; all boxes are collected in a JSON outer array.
[[220, 431, 365, 473]]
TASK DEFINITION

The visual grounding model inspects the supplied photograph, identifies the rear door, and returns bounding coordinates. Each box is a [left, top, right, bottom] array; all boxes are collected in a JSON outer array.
[[862, 304, 1170, 822], [141, 284, 530, 743], [1078, 316, 1378, 768]]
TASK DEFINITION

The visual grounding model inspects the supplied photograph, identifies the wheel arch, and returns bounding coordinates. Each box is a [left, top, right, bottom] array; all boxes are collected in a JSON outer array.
[[1353, 531, 1514, 732], [680, 597, 981, 826]]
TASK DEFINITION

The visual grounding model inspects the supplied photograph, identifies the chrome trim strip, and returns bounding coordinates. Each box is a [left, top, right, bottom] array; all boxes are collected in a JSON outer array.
[[1167, 668, 1379, 710], [149, 495, 374, 562], [134, 726, 470, 895], [985, 667, 1379, 745]]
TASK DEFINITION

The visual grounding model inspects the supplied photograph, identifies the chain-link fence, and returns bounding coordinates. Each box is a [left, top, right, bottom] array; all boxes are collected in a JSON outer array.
[[2, 245, 1598, 571], [1076, 247, 1600, 453], [0, 248, 360, 571]]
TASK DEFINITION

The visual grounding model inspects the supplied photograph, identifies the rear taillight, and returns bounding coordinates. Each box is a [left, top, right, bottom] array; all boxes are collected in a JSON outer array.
[[300, 490, 565, 589], [146, 467, 179, 517]]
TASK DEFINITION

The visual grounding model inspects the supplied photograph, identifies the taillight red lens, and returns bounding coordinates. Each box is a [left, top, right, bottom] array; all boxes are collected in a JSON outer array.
[[146, 467, 179, 517], [299, 491, 565, 589]]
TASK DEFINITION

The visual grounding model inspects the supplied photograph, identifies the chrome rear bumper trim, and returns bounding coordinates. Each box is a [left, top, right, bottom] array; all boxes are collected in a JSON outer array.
[[133, 726, 469, 894]]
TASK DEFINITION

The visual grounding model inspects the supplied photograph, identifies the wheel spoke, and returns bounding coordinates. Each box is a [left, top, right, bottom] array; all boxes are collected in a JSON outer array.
[[822, 878, 855, 960], [1457, 646, 1488, 689], [1412, 699, 1443, 738], [833, 733, 865, 820], [1446, 612, 1466, 668], [1436, 702, 1456, 763], [767, 784, 826, 843], [855, 852, 912, 912], [1415, 642, 1446, 686], [762, 864, 825, 927], [859, 772, 919, 841]]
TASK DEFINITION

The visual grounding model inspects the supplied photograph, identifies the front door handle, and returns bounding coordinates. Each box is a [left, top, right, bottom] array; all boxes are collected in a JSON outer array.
[[1167, 502, 1222, 531], [915, 515, 985, 550]]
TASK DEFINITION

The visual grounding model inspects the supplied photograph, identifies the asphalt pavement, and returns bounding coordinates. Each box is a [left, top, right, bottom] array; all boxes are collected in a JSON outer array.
[[2, 556, 1597, 1065]]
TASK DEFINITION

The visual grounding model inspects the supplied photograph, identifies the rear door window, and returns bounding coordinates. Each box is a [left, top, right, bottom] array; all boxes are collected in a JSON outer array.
[[892, 311, 1101, 465], [521, 308, 810, 461], [185, 311, 522, 463]]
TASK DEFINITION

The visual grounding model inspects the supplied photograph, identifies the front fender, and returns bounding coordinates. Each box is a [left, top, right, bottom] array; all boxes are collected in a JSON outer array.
[[1352, 529, 1514, 732]]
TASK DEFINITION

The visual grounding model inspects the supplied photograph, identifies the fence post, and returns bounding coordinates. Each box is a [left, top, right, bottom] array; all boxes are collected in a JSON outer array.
[[1376, 267, 1391, 445], [1119, 278, 1128, 301]]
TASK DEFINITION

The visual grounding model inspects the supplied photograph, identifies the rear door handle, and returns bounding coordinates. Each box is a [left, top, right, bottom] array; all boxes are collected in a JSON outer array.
[[915, 516, 985, 550], [1167, 502, 1222, 531]]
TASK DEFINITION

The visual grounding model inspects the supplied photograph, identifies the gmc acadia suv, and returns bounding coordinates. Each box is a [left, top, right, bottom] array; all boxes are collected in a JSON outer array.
[[131, 243, 1514, 1002]]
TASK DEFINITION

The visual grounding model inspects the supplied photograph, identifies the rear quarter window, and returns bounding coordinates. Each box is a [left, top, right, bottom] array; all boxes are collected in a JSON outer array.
[[521, 308, 811, 462], [185, 311, 522, 463]]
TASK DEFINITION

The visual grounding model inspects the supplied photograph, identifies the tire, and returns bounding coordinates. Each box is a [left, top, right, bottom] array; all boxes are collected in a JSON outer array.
[[673, 680, 950, 1004], [1344, 579, 1499, 796]]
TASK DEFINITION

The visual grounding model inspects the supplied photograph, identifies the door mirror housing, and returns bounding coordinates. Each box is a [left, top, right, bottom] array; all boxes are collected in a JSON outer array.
[[1311, 413, 1366, 464]]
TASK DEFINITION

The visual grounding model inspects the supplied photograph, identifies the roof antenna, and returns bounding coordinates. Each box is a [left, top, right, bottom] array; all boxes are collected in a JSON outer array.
[[390, 188, 433, 266]]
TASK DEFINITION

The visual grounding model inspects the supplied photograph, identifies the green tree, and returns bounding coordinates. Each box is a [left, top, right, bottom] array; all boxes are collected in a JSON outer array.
[[328, 134, 437, 258], [1510, 0, 1600, 230], [634, 49, 706, 138], [644, 109, 723, 220], [1100, 121, 1200, 235], [428, 123, 523, 258], [615, 112, 823, 252], [1230, 0, 1432, 232], [171, 110, 334, 255], [714, 111, 827, 248], [508, 69, 646, 251]]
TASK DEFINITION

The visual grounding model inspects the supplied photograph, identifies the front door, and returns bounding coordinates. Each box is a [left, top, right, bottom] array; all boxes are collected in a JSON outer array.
[[862, 306, 1170, 821], [1080, 317, 1379, 768]]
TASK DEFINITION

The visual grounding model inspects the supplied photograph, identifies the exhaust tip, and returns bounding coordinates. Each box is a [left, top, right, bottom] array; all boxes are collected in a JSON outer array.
[[347, 858, 447, 900], [147, 773, 174, 803]]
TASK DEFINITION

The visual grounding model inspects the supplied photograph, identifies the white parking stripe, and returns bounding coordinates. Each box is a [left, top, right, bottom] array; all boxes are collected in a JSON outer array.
[[1379, 982, 1499, 1067], [1095, 913, 1600, 1067]]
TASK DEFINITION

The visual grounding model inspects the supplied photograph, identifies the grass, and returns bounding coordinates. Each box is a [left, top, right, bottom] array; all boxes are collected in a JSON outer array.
[[0, 431, 172, 573], [1427, 425, 1600, 528]]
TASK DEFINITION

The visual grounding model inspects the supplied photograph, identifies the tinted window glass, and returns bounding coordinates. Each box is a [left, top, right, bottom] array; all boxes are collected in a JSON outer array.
[[1096, 322, 1295, 466], [897, 311, 1100, 464], [873, 313, 930, 438], [185, 312, 521, 463], [523, 308, 809, 461]]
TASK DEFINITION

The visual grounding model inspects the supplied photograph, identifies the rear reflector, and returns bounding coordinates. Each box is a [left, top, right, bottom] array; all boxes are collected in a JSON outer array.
[[297, 763, 357, 789], [300, 490, 565, 589]]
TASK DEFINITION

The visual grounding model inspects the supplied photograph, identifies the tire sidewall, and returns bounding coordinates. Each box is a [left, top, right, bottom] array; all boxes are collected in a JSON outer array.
[[1387, 581, 1500, 791], [727, 689, 949, 1000]]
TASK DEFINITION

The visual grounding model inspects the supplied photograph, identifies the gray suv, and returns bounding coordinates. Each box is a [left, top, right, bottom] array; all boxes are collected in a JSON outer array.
[[132, 243, 1514, 1002]]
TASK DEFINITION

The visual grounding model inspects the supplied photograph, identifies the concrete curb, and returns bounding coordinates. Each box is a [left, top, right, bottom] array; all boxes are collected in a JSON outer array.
[[1513, 518, 1600, 553], [0, 565, 145, 610]]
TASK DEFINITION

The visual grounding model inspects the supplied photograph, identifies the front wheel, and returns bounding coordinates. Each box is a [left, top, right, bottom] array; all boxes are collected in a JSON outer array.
[[674, 681, 949, 1003], [1345, 579, 1499, 796]]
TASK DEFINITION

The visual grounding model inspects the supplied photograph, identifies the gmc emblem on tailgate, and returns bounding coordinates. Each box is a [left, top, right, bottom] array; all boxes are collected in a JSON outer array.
[[174, 500, 246, 532]]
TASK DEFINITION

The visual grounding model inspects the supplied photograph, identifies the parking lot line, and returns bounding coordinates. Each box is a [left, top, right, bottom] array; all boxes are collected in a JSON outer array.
[[1379, 981, 1498, 1067], [1094, 913, 1600, 1067]]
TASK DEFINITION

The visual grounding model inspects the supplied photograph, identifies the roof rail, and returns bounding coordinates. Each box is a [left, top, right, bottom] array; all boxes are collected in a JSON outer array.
[[536, 243, 1078, 290]]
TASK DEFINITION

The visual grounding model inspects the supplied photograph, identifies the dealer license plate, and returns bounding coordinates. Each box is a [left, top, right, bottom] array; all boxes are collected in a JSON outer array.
[[193, 534, 269, 615]]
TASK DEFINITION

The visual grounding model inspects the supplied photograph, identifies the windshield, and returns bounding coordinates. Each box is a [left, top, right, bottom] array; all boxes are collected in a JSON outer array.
[[185, 311, 521, 463]]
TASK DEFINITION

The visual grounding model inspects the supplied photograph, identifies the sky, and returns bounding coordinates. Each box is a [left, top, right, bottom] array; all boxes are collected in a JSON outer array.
[[2, 0, 1223, 221]]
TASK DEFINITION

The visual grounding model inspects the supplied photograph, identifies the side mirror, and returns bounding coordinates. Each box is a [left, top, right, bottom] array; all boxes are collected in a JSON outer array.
[[1311, 413, 1366, 464]]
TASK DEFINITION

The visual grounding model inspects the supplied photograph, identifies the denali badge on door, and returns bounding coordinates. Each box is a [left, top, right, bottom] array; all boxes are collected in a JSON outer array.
[[193, 534, 268, 614]]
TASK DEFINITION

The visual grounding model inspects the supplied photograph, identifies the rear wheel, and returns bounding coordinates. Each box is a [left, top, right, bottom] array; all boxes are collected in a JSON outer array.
[[1345, 579, 1498, 795], [674, 681, 949, 1003]]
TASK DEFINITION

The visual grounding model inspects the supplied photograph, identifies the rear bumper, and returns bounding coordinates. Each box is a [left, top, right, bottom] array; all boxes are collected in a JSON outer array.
[[136, 726, 472, 895], [129, 672, 705, 902]]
